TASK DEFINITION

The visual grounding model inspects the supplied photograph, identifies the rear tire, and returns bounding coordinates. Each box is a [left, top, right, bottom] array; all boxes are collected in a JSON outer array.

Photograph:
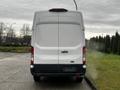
[[33, 76, 40, 82], [76, 77, 83, 83]]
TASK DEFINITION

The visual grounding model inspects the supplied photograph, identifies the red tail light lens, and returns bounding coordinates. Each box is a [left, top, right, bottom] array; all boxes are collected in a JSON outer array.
[[31, 47, 34, 65], [83, 46, 87, 64], [31, 47, 34, 55], [31, 59, 34, 65], [83, 60, 86, 65], [83, 46, 87, 54]]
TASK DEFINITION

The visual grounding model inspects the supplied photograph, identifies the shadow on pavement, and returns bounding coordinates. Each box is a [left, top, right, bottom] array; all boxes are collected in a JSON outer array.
[[32, 77, 82, 90]]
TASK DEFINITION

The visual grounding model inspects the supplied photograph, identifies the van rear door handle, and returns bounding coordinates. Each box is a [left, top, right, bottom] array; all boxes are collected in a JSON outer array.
[[61, 51, 68, 53]]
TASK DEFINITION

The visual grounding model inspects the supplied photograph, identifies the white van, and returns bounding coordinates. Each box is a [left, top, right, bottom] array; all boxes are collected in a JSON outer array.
[[30, 8, 86, 82]]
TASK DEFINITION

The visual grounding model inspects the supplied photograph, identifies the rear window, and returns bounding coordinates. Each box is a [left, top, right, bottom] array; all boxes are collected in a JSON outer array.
[[35, 24, 58, 47], [59, 24, 84, 47]]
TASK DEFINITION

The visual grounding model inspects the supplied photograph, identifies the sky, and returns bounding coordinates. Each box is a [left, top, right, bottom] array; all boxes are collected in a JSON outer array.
[[0, 0, 120, 39]]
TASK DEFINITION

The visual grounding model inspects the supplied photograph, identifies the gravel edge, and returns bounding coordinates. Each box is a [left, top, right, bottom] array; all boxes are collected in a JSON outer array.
[[84, 76, 97, 90]]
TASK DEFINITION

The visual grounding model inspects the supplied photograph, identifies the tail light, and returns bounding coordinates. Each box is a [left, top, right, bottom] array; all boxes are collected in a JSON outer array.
[[83, 46, 87, 64], [31, 47, 34, 65]]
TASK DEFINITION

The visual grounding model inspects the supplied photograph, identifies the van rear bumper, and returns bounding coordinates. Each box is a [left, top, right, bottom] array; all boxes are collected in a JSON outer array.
[[30, 64, 86, 77]]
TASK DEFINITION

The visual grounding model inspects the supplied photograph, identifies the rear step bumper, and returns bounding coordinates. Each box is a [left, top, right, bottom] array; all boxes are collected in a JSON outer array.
[[30, 64, 86, 76]]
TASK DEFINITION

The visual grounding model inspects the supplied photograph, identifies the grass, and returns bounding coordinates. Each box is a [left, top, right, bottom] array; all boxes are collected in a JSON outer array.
[[0, 46, 31, 53], [87, 50, 120, 90]]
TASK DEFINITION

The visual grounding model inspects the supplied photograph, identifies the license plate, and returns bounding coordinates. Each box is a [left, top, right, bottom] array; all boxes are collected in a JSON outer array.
[[63, 67, 76, 72]]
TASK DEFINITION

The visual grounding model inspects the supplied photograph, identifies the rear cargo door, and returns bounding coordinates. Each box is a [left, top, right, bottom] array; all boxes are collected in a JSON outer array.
[[34, 13, 59, 64], [58, 13, 84, 64]]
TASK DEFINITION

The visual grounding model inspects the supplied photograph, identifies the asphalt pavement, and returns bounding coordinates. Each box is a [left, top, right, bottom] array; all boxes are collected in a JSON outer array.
[[0, 52, 92, 90]]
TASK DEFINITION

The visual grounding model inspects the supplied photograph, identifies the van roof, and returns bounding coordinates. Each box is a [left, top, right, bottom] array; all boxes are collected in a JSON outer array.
[[35, 10, 82, 16]]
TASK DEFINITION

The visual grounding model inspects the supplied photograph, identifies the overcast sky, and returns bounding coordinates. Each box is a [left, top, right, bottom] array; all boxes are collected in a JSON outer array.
[[0, 0, 120, 38]]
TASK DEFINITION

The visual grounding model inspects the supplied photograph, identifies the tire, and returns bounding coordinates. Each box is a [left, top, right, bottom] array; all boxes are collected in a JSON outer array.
[[33, 76, 40, 82], [76, 77, 83, 83]]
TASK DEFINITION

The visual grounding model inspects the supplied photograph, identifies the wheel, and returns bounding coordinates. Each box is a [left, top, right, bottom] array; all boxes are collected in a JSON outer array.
[[33, 76, 40, 82], [76, 77, 83, 83]]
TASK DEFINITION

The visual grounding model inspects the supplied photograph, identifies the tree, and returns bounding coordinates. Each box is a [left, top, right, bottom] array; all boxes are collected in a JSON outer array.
[[20, 24, 31, 45], [5, 24, 16, 45], [0, 22, 6, 45], [20, 24, 31, 37], [23, 35, 31, 46], [104, 35, 111, 53], [117, 33, 120, 54], [98, 36, 105, 51], [114, 32, 119, 54]]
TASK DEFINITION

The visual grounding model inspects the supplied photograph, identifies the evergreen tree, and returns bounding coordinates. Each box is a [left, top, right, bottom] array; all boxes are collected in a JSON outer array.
[[117, 34, 120, 54], [114, 32, 119, 54], [104, 35, 111, 53]]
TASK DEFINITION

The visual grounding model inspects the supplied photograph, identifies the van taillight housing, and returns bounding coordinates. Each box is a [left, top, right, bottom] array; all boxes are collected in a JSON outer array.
[[31, 47, 34, 65], [83, 46, 87, 64]]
